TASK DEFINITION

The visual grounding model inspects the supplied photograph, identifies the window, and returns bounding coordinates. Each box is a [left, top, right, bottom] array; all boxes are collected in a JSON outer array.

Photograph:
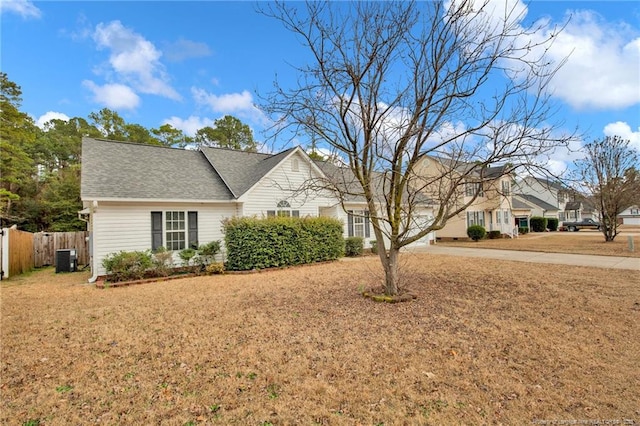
[[559, 211, 566, 222], [267, 200, 300, 217], [631, 208, 639, 215], [347, 210, 370, 238], [496, 210, 502, 224], [466, 211, 485, 227], [501, 180, 511, 196], [151, 211, 197, 251], [166, 211, 186, 251], [465, 182, 484, 197]]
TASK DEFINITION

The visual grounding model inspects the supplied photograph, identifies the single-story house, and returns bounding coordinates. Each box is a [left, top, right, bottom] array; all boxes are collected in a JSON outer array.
[[80, 138, 435, 280], [618, 205, 640, 225]]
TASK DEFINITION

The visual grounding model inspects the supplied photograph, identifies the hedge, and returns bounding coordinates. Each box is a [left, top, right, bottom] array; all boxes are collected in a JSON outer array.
[[530, 216, 548, 232], [223, 216, 345, 271], [547, 217, 559, 231]]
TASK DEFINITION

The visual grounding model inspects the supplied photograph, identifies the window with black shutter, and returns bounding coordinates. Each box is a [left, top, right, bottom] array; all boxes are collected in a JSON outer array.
[[151, 211, 163, 251]]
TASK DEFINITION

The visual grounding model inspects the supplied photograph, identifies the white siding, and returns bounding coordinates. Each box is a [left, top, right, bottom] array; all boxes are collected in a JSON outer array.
[[241, 151, 336, 217], [92, 202, 237, 277], [341, 203, 435, 248]]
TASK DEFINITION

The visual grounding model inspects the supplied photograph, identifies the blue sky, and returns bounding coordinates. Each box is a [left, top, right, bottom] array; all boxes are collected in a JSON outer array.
[[2, 0, 639, 170]]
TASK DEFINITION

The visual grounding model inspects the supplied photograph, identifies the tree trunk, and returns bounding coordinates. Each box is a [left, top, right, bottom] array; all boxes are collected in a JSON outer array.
[[381, 247, 400, 296]]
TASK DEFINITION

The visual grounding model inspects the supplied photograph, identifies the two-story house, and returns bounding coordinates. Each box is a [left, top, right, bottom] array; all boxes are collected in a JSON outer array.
[[515, 177, 599, 225], [414, 157, 516, 240]]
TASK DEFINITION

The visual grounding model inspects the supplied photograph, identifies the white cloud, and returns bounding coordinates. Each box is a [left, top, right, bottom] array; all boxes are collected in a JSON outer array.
[[603, 121, 640, 151], [163, 38, 212, 62], [446, 1, 640, 111], [191, 87, 269, 125], [35, 111, 70, 128], [163, 116, 215, 137], [82, 80, 140, 110], [0, 0, 41, 19], [540, 11, 640, 110], [92, 21, 181, 101]]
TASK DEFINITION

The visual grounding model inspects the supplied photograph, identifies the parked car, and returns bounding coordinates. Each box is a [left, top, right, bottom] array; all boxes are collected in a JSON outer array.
[[562, 218, 601, 232]]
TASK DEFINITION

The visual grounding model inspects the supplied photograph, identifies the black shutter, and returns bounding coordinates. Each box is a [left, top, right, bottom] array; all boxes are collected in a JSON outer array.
[[364, 210, 370, 238], [151, 212, 163, 251], [188, 211, 198, 249], [347, 210, 354, 237]]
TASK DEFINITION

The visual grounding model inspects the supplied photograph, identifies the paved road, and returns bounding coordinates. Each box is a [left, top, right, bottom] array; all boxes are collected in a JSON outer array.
[[403, 245, 640, 271]]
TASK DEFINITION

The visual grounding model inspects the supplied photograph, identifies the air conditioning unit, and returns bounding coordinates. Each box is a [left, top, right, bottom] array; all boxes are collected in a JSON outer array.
[[56, 249, 77, 273]]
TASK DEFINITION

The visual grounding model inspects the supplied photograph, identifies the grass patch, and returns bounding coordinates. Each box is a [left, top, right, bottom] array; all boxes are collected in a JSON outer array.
[[1, 258, 638, 424]]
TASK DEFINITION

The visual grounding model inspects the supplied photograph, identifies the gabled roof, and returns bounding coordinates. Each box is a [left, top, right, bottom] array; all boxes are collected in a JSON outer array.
[[514, 193, 558, 211], [512, 198, 531, 210], [520, 176, 565, 192], [427, 156, 513, 180], [81, 138, 234, 201], [314, 160, 432, 205], [81, 138, 301, 202], [200, 146, 296, 198]]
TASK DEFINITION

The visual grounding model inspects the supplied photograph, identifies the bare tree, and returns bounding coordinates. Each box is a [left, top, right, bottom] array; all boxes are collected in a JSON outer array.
[[574, 136, 639, 242], [261, 0, 574, 296]]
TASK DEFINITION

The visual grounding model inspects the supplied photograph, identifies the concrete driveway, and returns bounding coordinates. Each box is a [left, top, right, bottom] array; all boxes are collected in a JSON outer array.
[[405, 245, 640, 271]]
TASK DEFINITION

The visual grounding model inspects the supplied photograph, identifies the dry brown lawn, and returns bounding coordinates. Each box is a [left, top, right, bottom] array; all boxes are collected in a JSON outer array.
[[2, 255, 639, 425], [439, 227, 640, 258]]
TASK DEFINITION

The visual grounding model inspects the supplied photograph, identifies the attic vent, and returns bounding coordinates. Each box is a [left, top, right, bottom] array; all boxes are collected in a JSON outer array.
[[292, 158, 299, 172]]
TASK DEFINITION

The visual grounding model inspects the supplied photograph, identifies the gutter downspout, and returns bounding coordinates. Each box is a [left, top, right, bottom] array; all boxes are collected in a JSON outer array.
[[87, 200, 99, 283]]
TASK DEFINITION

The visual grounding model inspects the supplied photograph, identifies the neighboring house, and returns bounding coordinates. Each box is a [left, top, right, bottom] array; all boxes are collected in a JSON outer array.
[[618, 205, 640, 225], [414, 157, 516, 239], [80, 138, 435, 280], [511, 194, 559, 229], [515, 176, 599, 224]]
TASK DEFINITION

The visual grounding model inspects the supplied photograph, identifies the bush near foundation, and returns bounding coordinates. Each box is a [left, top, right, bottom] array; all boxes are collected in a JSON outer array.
[[102, 250, 153, 282], [547, 218, 559, 231], [345, 237, 364, 257], [467, 225, 487, 241], [488, 230, 502, 239], [223, 216, 344, 271], [530, 216, 548, 232]]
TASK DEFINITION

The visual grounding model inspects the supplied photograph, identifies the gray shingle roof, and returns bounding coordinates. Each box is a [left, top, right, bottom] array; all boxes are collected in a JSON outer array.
[[81, 138, 234, 201], [314, 160, 432, 205], [515, 194, 558, 211], [200, 146, 296, 197], [427, 156, 513, 179], [512, 198, 531, 209]]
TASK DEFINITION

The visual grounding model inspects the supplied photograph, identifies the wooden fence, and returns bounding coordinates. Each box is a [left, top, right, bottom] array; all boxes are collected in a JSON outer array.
[[33, 231, 89, 267], [6, 228, 34, 277]]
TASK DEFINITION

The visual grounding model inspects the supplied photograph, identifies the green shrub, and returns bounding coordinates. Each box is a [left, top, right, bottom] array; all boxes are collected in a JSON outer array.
[[224, 216, 344, 271], [179, 248, 197, 266], [547, 218, 559, 231], [466, 225, 486, 241], [488, 230, 501, 239], [530, 216, 548, 232], [518, 227, 529, 235], [345, 237, 364, 257], [198, 240, 221, 257], [194, 240, 222, 269], [102, 250, 153, 282], [370, 240, 378, 254]]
